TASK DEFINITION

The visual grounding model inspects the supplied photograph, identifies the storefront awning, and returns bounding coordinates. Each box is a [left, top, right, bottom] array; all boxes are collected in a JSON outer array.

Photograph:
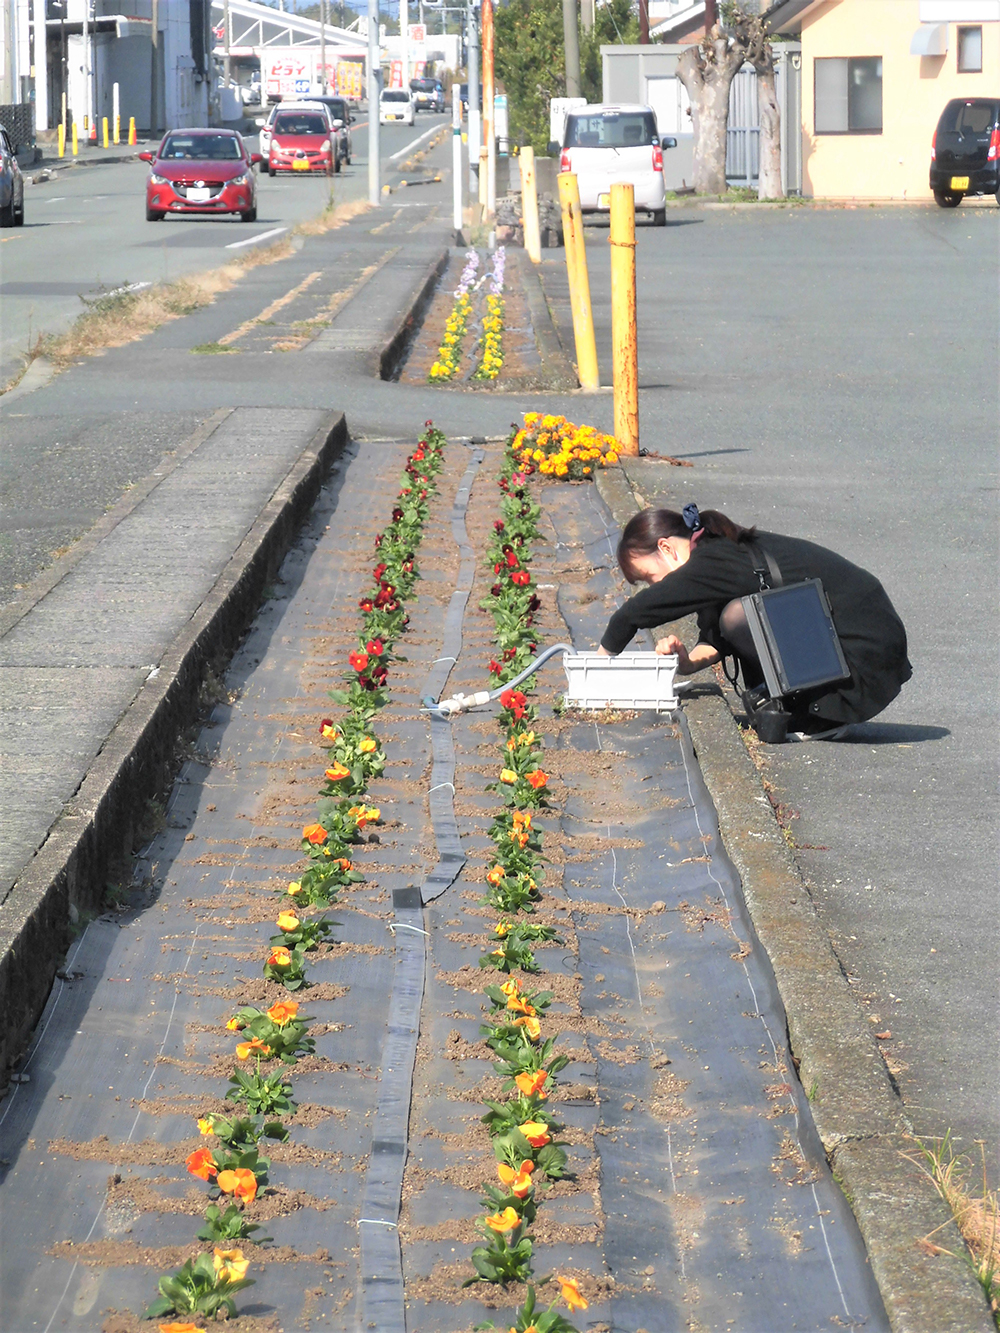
[[910, 23, 948, 56]]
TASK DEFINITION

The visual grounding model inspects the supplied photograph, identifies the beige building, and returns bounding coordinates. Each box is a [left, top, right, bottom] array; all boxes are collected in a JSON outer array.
[[768, 0, 1000, 199]]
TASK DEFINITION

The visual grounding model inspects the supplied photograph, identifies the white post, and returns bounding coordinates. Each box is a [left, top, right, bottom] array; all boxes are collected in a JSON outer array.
[[451, 81, 461, 236], [223, 0, 231, 89], [401, 0, 408, 93], [466, 1, 479, 195], [32, 0, 47, 129], [367, 0, 380, 204], [83, 0, 92, 133], [112, 79, 119, 141]]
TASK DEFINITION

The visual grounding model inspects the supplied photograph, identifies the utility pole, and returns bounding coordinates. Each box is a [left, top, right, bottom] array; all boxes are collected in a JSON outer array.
[[320, 0, 327, 91], [481, 0, 494, 217], [150, 0, 160, 133], [581, 0, 594, 32], [367, 0, 381, 204], [466, 0, 479, 197], [31, 0, 47, 130], [401, 0, 408, 92], [705, 0, 717, 30], [83, 0, 92, 132], [639, 0, 649, 45], [223, 0, 231, 91], [562, 0, 580, 99]]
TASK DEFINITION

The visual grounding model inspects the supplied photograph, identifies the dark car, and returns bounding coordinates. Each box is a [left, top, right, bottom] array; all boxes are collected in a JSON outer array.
[[459, 83, 484, 118], [0, 126, 25, 227], [930, 97, 1000, 207], [410, 78, 444, 113], [140, 129, 260, 222], [304, 94, 355, 166]]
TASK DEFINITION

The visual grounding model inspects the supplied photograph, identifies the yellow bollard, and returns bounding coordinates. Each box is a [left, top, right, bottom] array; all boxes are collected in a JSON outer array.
[[128, 117, 136, 146], [609, 184, 640, 455], [102, 117, 109, 149], [114, 115, 120, 145], [520, 145, 541, 265], [609, 183, 639, 456], [57, 123, 66, 157], [556, 172, 600, 392], [72, 122, 78, 156]]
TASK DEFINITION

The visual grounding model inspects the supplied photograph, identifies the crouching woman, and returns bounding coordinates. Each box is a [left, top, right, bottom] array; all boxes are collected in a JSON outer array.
[[598, 505, 911, 739]]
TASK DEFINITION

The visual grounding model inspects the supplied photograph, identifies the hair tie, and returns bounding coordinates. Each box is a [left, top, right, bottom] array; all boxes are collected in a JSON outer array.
[[682, 503, 702, 533]]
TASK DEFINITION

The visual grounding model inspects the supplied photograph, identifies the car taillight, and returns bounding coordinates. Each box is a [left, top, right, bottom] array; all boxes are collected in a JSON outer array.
[[652, 144, 663, 172], [989, 128, 1000, 161], [560, 148, 571, 172], [930, 128, 936, 160]]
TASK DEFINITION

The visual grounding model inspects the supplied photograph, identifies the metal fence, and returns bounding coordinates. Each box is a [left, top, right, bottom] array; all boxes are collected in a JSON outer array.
[[0, 104, 35, 150], [725, 53, 802, 194]]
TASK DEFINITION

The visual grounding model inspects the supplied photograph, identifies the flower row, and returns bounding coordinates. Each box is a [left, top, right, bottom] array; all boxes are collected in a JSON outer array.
[[430, 248, 480, 382], [468, 440, 588, 1333], [142, 426, 448, 1331], [472, 248, 507, 382]]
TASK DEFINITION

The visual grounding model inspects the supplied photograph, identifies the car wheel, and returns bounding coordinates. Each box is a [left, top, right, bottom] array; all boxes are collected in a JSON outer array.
[[13, 193, 24, 226], [0, 199, 14, 228], [145, 205, 164, 221], [653, 208, 667, 227], [933, 189, 963, 208], [268, 163, 275, 177], [241, 205, 257, 222], [334, 152, 341, 174]]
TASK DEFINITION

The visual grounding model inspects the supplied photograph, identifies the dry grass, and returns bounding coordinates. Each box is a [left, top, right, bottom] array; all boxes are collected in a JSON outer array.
[[5, 196, 372, 387], [905, 1133, 1000, 1324]]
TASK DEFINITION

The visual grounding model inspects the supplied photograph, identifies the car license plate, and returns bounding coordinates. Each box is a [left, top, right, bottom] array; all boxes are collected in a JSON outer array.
[[293, 159, 309, 171], [598, 193, 610, 208], [950, 175, 969, 190], [188, 187, 211, 202]]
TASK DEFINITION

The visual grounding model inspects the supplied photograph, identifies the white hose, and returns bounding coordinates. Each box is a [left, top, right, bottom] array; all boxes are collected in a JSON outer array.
[[422, 642, 575, 718]]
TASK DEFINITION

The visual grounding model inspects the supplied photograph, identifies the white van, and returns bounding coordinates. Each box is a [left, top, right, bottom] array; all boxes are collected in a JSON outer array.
[[556, 103, 676, 226], [380, 89, 415, 126]]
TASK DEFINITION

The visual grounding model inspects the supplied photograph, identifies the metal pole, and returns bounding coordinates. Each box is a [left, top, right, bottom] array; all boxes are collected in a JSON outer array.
[[31, 0, 47, 130], [610, 182, 638, 454], [520, 144, 541, 263], [639, 0, 648, 44], [556, 172, 599, 391], [113, 79, 119, 142], [481, 0, 494, 216], [367, 0, 381, 204], [451, 80, 462, 238], [562, 0, 580, 99], [84, 0, 92, 133], [401, 0, 408, 93], [467, 0, 479, 195], [581, 0, 594, 32], [320, 0, 327, 92], [60, 12, 66, 127]]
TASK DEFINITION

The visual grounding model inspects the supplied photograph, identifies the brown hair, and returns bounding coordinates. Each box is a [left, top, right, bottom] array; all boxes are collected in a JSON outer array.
[[617, 507, 756, 584]]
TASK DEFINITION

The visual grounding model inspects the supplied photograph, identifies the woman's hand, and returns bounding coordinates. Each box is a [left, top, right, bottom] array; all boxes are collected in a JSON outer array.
[[655, 637, 721, 675], [655, 635, 691, 672], [595, 645, 611, 657]]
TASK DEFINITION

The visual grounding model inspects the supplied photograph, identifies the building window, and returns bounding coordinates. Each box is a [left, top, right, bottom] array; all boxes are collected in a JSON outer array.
[[814, 57, 883, 134], [957, 26, 983, 73]]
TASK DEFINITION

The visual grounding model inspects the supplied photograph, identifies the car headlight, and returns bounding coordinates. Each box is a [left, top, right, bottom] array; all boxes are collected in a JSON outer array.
[[150, 173, 169, 185], [230, 172, 250, 186]]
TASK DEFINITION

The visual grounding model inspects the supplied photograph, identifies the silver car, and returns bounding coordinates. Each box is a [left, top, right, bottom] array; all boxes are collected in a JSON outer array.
[[0, 127, 25, 227]]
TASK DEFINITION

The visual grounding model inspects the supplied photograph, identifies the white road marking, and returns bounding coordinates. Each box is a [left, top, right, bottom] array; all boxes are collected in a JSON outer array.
[[44, 197, 67, 203], [388, 121, 444, 162], [104, 280, 153, 297], [225, 225, 288, 250]]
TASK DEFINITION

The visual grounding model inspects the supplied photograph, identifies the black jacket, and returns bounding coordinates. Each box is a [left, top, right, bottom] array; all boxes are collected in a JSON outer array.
[[601, 531, 912, 724]]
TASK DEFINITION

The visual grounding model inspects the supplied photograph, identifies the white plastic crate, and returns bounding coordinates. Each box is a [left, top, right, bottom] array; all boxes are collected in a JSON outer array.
[[562, 652, 679, 712]]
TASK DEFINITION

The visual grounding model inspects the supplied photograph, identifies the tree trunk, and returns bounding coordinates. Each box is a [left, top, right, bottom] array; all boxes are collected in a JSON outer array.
[[677, 23, 751, 196], [755, 45, 783, 199]]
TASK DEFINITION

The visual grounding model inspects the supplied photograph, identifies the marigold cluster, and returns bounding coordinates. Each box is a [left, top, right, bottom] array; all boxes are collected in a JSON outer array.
[[511, 412, 620, 481]]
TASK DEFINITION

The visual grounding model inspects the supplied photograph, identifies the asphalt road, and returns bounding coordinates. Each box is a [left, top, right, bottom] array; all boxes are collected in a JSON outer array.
[[540, 202, 999, 1169], [0, 110, 449, 389]]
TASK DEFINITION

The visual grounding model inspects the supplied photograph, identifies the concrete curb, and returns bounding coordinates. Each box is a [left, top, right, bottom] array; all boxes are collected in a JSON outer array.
[[0, 411, 349, 1087], [512, 248, 579, 392], [594, 466, 994, 1333], [377, 248, 449, 381]]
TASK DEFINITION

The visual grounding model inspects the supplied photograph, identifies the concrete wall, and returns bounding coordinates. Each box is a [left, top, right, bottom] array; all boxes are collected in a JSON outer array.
[[799, 0, 1000, 199]]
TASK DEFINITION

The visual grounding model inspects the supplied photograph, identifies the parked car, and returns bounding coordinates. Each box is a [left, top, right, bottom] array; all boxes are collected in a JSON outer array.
[[257, 103, 279, 158], [0, 126, 25, 227], [267, 104, 336, 176], [930, 97, 1000, 207], [410, 77, 445, 113], [380, 89, 415, 126], [459, 83, 483, 118], [555, 103, 676, 226], [303, 94, 355, 166], [139, 129, 260, 222]]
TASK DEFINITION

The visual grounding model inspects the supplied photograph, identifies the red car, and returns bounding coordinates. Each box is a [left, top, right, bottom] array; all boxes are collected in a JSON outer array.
[[267, 105, 335, 177], [140, 129, 261, 222]]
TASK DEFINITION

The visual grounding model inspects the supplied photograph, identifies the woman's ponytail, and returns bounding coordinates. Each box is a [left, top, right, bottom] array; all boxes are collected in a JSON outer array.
[[617, 506, 756, 583]]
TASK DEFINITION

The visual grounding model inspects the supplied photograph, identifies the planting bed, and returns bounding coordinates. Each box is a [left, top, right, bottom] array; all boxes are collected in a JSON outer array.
[[0, 428, 889, 1333]]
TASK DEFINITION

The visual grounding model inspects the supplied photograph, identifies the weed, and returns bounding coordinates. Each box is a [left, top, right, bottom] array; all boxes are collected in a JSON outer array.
[[191, 343, 238, 355], [103, 881, 132, 911], [905, 1133, 1000, 1323], [807, 1079, 819, 1103], [135, 798, 166, 848]]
